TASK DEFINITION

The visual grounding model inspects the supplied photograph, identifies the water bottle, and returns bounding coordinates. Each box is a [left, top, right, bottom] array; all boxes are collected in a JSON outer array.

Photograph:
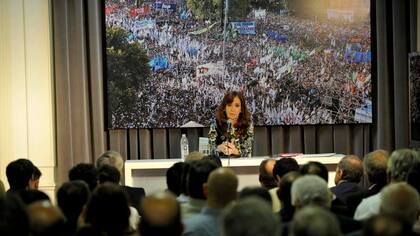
[[180, 134, 189, 160]]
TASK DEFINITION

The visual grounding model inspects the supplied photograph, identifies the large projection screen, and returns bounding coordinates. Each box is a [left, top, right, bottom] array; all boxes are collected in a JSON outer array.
[[105, 0, 372, 128]]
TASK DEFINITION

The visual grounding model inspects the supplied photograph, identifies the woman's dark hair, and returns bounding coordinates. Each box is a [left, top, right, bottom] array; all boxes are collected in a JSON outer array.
[[215, 91, 251, 137]]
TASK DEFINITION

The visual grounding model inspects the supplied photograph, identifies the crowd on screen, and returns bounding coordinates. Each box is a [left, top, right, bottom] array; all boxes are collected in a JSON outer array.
[[2, 148, 420, 236], [105, 0, 372, 128]]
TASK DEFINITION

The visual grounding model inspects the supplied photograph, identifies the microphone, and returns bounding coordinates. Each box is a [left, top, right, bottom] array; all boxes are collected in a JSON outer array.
[[226, 119, 232, 138]]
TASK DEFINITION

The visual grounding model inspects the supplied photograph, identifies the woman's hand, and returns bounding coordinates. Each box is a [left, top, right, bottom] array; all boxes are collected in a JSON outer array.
[[226, 142, 240, 156], [217, 143, 229, 155]]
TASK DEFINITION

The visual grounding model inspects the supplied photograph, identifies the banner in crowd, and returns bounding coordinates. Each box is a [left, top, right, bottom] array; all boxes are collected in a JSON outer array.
[[134, 19, 156, 29], [344, 50, 371, 63], [354, 101, 372, 122], [254, 9, 266, 19], [188, 22, 219, 35], [266, 30, 288, 42], [154, 2, 177, 13], [149, 57, 169, 71], [231, 22, 256, 35], [196, 62, 224, 77]]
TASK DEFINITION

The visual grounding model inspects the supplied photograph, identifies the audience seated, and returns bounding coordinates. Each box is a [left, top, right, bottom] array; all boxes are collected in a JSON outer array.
[[183, 168, 238, 236], [6, 158, 40, 194], [0, 194, 30, 236], [290, 206, 342, 236], [16, 189, 51, 205], [239, 186, 272, 205], [379, 183, 420, 230], [185, 151, 204, 162], [277, 171, 300, 223], [166, 162, 186, 196], [57, 180, 91, 236], [259, 159, 277, 189], [82, 182, 133, 236], [362, 214, 413, 236], [221, 197, 281, 236], [270, 158, 299, 212], [331, 155, 363, 203], [96, 165, 140, 231], [139, 192, 183, 236], [181, 159, 218, 221], [202, 155, 223, 167], [346, 150, 388, 215], [68, 163, 98, 191], [300, 161, 329, 182], [27, 200, 66, 236], [354, 149, 420, 220], [407, 162, 420, 234], [97, 150, 146, 213], [292, 175, 361, 234]]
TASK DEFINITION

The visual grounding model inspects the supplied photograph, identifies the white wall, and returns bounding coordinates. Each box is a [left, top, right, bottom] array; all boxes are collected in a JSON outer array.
[[0, 0, 55, 198]]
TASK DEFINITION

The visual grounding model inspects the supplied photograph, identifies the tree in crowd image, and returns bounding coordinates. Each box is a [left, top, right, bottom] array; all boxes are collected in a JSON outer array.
[[105, 0, 372, 128]]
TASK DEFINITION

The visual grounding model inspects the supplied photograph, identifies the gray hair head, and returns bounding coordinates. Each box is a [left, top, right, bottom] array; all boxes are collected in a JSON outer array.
[[380, 182, 420, 226], [290, 206, 342, 236], [291, 175, 332, 209], [96, 150, 124, 172], [221, 197, 281, 236], [388, 149, 420, 182]]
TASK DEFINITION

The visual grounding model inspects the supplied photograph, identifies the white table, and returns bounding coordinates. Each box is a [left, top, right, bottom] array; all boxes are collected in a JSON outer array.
[[124, 154, 344, 194]]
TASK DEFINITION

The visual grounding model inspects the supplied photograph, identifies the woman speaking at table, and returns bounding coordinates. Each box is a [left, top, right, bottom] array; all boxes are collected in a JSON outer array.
[[209, 91, 254, 157]]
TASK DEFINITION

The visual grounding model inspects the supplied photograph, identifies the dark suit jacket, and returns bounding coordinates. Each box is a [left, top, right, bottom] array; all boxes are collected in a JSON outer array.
[[330, 181, 362, 203], [122, 185, 145, 213], [345, 183, 384, 216]]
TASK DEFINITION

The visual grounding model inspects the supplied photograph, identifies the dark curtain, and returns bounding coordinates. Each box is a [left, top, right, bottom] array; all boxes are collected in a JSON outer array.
[[52, 0, 417, 186]]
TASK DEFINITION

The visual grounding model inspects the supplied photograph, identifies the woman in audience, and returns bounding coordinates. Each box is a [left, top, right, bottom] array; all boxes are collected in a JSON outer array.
[[209, 91, 254, 157]]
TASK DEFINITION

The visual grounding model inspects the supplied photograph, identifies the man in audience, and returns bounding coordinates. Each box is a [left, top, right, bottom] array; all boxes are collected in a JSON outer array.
[[300, 161, 329, 182], [379, 183, 420, 230], [291, 206, 342, 236], [362, 214, 411, 236], [221, 197, 281, 236], [57, 180, 90, 236], [17, 189, 50, 206], [96, 150, 145, 212], [0, 194, 30, 236], [183, 168, 238, 236], [277, 171, 301, 222], [270, 158, 300, 212], [96, 165, 140, 231], [6, 158, 40, 194], [346, 150, 388, 214], [292, 175, 361, 234], [354, 149, 420, 220], [239, 186, 272, 205], [166, 162, 186, 197], [181, 159, 218, 221], [331, 155, 363, 203], [27, 200, 66, 236], [139, 192, 183, 236], [82, 182, 132, 236], [68, 163, 98, 191], [259, 158, 277, 189]]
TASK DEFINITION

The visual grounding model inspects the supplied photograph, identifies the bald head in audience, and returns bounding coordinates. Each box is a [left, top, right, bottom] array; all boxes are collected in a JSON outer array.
[[334, 155, 363, 185], [380, 183, 420, 226], [259, 159, 277, 189], [27, 200, 65, 236], [291, 206, 342, 236], [205, 168, 238, 208], [139, 192, 183, 236]]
